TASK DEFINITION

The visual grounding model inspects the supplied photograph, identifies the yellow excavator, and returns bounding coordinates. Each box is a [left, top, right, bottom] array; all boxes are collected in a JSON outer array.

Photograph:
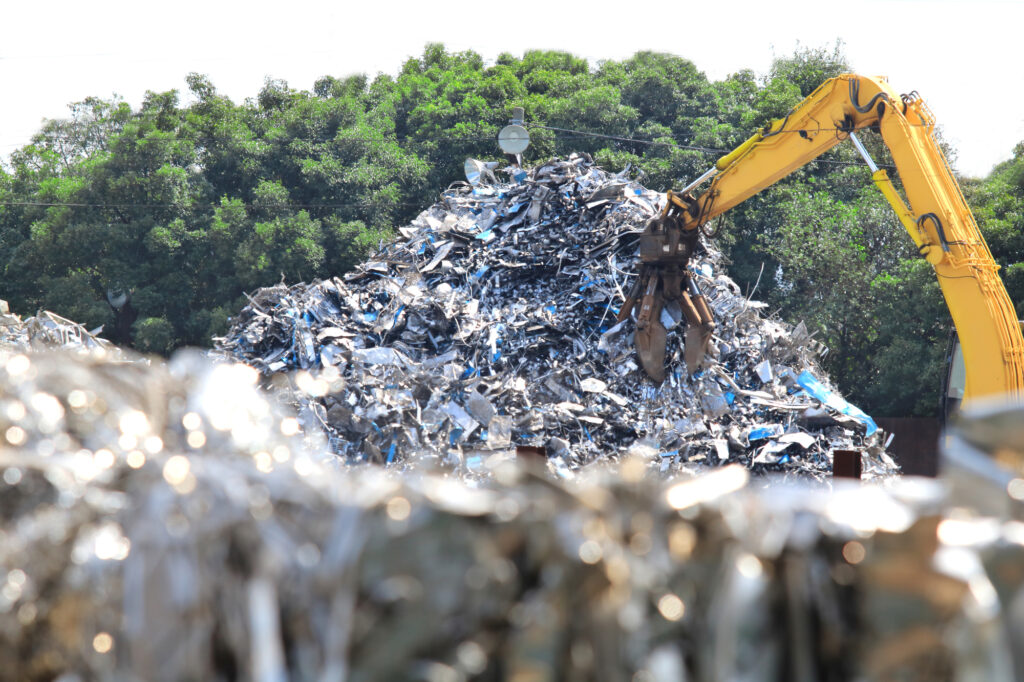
[[619, 74, 1024, 405]]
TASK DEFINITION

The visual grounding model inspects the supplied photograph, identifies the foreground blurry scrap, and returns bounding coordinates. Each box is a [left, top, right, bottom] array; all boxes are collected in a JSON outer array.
[[217, 156, 893, 479], [0, 349, 1019, 681]]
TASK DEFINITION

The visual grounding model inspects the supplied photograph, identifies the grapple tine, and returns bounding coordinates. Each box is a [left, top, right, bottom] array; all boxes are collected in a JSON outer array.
[[638, 319, 668, 383], [685, 325, 711, 375], [635, 273, 667, 383]]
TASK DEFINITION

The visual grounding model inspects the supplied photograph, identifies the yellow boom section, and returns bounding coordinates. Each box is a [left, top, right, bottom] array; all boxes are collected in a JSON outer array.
[[676, 74, 1024, 402]]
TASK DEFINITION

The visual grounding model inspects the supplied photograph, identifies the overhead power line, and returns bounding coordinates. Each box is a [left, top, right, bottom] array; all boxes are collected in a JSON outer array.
[[0, 200, 435, 210], [527, 123, 899, 169], [528, 124, 727, 154]]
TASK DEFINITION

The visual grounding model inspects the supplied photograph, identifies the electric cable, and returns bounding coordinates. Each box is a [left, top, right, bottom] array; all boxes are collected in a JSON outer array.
[[527, 123, 898, 170]]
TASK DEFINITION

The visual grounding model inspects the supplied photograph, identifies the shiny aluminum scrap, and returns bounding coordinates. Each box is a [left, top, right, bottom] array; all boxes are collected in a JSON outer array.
[[216, 154, 894, 480], [0, 347, 1016, 681], [0, 299, 117, 354]]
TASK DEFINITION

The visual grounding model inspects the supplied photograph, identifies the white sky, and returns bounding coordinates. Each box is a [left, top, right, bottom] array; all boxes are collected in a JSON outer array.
[[2, 0, 1022, 178]]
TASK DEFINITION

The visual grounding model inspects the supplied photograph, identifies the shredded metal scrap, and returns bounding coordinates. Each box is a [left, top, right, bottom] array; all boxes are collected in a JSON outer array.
[[217, 155, 893, 479], [0, 349, 1017, 681], [0, 300, 116, 354]]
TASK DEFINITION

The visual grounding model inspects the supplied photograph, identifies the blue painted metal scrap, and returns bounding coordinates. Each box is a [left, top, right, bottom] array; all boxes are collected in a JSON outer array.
[[796, 370, 878, 436]]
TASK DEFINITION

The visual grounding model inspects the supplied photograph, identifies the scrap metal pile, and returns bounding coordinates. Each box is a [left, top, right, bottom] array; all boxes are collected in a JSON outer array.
[[217, 155, 894, 479], [0, 348, 1019, 681], [0, 300, 116, 354]]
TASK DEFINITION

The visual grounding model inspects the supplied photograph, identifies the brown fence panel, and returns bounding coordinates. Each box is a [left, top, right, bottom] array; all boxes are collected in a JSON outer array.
[[875, 417, 940, 477]]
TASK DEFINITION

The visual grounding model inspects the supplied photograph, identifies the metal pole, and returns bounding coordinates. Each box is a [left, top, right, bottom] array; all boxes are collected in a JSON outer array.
[[848, 132, 880, 173], [679, 166, 719, 195]]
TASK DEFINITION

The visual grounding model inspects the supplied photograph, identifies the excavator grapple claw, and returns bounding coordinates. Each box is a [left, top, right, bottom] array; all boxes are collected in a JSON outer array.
[[626, 209, 711, 383]]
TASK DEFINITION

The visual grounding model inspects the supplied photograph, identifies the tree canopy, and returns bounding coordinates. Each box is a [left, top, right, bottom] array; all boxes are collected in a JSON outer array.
[[1, 42, 1021, 416]]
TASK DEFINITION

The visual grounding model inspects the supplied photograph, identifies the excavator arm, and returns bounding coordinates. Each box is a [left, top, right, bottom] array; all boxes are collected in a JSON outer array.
[[629, 74, 1024, 403]]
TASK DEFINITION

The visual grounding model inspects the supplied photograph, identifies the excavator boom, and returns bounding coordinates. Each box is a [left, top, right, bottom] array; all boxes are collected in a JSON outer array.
[[635, 74, 1024, 402]]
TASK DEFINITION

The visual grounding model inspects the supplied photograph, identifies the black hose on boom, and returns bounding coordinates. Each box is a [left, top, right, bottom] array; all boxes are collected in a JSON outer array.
[[849, 79, 889, 114], [918, 213, 952, 252]]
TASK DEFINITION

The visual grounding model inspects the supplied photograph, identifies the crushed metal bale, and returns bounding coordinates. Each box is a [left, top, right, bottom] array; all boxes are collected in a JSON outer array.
[[217, 155, 895, 479], [0, 348, 1019, 681]]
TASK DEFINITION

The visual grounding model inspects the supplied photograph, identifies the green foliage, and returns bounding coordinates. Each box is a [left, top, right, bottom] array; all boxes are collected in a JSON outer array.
[[323, 219, 391, 273], [861, 260, 949, 415], [971, 141, 1024, 318], [2, 42, 1021, 419], [1003, 264, 1024, 318], [236, 211, 325, 289], [757, 191, 876, 396], [37, 271, 113, 331], [133, 316, 175, 355], [768, 41, 849, 97]]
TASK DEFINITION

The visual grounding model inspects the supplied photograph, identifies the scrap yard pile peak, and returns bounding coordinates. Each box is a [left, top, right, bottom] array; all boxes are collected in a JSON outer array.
[[218, 154, 893, 479]]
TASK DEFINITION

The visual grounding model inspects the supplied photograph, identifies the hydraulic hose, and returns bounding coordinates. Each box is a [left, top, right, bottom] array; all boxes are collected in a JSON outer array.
[[849, 79, 889, 114]]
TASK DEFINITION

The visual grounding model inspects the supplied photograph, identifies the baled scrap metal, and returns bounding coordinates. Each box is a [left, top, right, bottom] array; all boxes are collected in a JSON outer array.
[[0, 349, 1014, 680], [217, 154, 893, 479]]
